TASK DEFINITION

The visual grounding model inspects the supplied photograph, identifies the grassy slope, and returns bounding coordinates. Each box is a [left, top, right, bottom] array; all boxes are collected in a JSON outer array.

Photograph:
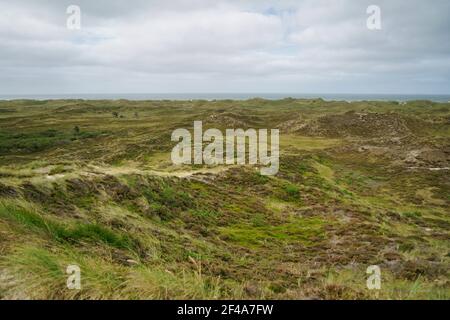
[[0, 98, 448, 299]]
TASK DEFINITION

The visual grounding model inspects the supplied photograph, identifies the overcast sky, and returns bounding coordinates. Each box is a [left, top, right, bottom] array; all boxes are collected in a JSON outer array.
[[0, 0, 449, 95]]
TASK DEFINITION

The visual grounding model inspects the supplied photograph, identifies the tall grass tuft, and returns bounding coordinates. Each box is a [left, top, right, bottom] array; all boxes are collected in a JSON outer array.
[[0, 200, 135, 250]]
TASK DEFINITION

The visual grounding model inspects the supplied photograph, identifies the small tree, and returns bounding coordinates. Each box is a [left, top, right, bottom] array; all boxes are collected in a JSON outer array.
[[112, 111, 119, 118]]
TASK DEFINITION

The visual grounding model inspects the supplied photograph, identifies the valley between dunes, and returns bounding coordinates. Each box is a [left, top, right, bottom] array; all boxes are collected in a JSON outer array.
[[0, 98, 448, 299]]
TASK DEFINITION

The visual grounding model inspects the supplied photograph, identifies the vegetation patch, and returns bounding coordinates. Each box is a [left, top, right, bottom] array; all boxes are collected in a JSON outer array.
[[0, 201, 136, 250], [0, 99, 448, 299], [0, 129, 104, 155], [220, 217, 326, 248]]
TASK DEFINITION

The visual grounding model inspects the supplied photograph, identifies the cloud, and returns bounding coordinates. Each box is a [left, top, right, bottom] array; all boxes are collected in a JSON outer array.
[[0, 0, 449, 94]]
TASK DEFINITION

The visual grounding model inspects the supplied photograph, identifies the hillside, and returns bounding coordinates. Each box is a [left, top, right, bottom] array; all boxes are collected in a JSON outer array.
[[0, 98, 448, 299]]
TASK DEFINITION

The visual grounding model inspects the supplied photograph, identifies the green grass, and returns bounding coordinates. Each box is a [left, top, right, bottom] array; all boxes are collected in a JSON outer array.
[[0, 129, 104, 155], [220, 217, 326, 248], [0, 244, 243, 299], [0, 201, 135, 250], [189, 209, 218, 219], [143, 185, 192, 209], [280, 135, 341, 151], [0, 98, 448, 300], [284, 184, 300, 199], [402, 211, 423, 219]]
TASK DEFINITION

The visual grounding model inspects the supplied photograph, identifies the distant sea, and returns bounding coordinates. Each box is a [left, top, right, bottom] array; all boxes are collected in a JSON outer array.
[[1, 93, 450, 102]]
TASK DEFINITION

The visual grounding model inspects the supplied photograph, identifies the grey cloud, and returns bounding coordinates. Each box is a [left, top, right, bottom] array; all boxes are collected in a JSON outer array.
[[0, 0, 449, 94]]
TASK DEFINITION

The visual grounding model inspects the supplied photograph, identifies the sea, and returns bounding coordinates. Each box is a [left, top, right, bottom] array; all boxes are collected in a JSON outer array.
[[0, 93, 449, 102]]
